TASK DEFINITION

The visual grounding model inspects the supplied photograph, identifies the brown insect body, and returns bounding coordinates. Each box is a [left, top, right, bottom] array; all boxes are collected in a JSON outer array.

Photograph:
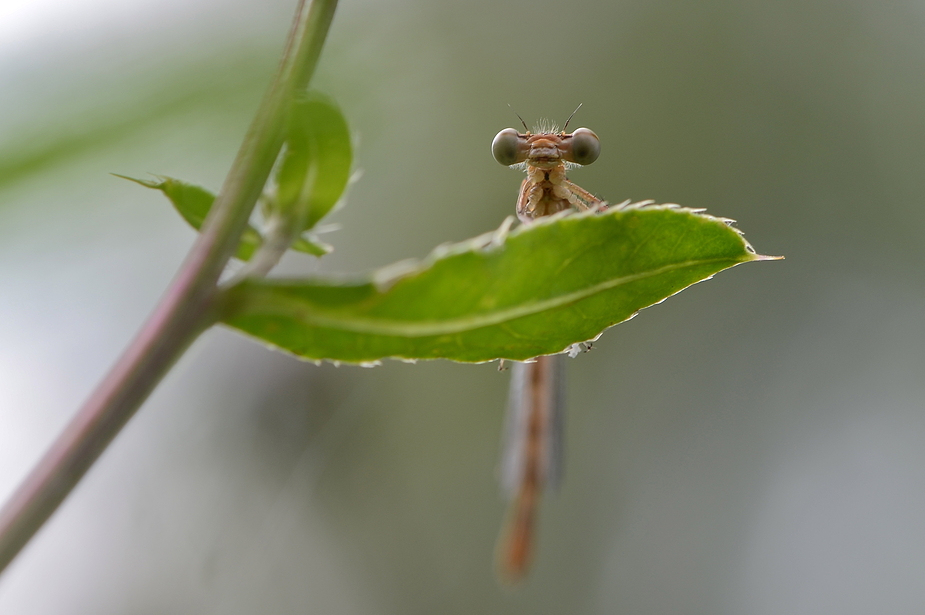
[[492, 127, 604, 222], [496, 354, 563, 583], [491, 120, 604, 584]]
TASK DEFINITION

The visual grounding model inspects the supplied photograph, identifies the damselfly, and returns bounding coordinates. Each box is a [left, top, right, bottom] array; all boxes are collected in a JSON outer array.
[[491, 111, 606, 582]]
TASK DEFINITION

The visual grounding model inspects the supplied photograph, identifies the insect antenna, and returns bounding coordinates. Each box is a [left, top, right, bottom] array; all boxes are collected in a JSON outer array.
[[507, 103, 530, 133], [563, 103, 583, 132]]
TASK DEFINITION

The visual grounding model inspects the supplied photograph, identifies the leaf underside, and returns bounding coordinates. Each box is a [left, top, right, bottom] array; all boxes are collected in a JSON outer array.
[[219, 204, 774, 364], [276, 92, 353, 230]]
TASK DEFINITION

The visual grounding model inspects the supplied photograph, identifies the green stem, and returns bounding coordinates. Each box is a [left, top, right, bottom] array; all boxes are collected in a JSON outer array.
[[0, 0, 339, 577]]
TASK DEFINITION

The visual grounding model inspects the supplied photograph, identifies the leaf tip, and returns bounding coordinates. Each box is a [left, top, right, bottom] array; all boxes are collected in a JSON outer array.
[[111, 173, 160, 189]]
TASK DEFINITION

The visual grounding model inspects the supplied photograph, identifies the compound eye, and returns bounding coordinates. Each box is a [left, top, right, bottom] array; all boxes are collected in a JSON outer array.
[[568, 128, 600, 165], [491, 128, 524, 166]]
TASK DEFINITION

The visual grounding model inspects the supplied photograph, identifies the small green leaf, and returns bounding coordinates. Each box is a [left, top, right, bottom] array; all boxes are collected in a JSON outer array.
[[115, 174, 212, 226], [291, 235, 332, 257], [274, 91, 352, 231], [116, 174, 262, 261], [219, 204, 778, 364]]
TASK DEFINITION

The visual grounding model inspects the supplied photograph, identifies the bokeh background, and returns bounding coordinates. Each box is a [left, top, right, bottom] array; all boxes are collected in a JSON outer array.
[[2, 0, 925, 612]]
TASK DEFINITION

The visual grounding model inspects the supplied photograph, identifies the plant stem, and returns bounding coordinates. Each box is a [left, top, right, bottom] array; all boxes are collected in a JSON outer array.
[[0, 0, 339, 577]]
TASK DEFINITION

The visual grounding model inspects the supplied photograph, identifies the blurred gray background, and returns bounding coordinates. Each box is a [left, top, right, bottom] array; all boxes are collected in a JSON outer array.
[[2, 0, 925, 613]]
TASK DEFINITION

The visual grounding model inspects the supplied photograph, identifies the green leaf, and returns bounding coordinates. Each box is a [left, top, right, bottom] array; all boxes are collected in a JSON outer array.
[[117, 174, 334, 260], [219, 204, 778, 364], [274, 91, 352, 231], [116, 174, 261, 260]]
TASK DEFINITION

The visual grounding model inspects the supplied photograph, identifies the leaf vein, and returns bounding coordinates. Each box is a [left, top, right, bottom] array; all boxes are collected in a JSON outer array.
[[265, 256, 741, 337]]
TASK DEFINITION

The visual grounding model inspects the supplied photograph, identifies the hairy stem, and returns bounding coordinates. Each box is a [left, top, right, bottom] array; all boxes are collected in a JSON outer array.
[[0, 0, 339, 576]]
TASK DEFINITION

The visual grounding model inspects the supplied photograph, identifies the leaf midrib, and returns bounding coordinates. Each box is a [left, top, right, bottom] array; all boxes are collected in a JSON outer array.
[[234, 255, 749, 337]]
